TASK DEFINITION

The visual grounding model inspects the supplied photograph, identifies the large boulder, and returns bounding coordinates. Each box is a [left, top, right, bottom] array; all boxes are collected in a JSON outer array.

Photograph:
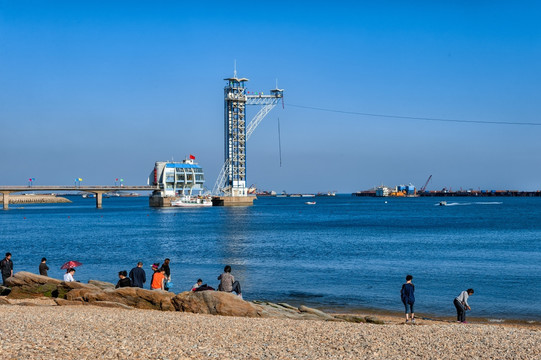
[[88, 280, 115, 290], [5, 272, 63, 299], [66, 287, 176, 311], [172, 291, 263, 317], [5, 271, 100, 299], [5, 272, 62, 287]]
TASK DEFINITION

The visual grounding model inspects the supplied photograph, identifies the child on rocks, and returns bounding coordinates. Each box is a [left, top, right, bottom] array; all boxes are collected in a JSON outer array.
[[192, 279, 203, 291]]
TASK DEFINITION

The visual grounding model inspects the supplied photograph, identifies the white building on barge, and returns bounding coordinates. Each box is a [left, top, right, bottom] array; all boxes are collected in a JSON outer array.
[[148, 157, 206, 207]]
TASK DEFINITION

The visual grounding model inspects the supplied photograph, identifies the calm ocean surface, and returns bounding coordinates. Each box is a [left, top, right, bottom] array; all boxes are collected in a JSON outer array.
[[1, 195, 540, 321]]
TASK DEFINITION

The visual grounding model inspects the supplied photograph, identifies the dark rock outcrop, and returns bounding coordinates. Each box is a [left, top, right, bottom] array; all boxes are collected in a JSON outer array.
[[5, 272, 101, 299], [6, 272, 65, 299], [0, 285, 11, 296]]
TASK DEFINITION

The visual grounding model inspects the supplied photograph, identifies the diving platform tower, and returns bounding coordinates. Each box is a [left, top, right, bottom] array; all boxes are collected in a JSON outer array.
[[212, 74, 284, 206]]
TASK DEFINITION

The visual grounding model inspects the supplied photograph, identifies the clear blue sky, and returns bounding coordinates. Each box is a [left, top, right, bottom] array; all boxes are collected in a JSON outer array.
[[1, 1, 540, 192]]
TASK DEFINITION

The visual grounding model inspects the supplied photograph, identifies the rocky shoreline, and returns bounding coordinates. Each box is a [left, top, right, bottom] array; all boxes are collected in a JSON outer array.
[[1, 272, 383, 323], [1, 272, 540, 359]]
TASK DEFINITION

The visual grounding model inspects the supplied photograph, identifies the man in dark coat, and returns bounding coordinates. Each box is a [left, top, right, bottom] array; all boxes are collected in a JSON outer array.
[[1, 252, 13, 285], [128, 262, 146, 288], [39, 257, 49, 276]]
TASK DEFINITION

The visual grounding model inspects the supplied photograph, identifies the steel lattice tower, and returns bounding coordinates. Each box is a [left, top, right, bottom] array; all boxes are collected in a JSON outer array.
[[224, 76, 249, 196], [213, 73, 284, 199]]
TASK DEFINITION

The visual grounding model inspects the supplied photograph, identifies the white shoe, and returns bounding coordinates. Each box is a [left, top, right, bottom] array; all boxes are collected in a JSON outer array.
[[237, 293, 243, 300]]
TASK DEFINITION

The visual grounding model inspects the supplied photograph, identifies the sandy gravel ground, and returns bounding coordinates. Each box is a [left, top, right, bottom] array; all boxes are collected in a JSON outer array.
[[0, 302, 539, 359]]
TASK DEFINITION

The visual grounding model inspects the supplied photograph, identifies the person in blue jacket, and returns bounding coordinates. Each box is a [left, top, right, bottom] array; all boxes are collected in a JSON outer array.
[[401, 274, 415, 323]]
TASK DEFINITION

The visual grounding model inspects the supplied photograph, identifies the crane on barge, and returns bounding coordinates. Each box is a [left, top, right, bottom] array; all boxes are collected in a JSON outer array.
[[419, 175, 433, 193]]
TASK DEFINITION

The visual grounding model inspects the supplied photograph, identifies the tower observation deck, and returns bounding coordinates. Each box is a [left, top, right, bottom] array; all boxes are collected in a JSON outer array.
[[212, 75, 284, 204]]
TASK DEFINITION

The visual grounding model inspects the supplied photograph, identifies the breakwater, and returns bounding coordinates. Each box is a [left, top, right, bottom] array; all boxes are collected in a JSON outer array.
[[0, 194, 71, 204]]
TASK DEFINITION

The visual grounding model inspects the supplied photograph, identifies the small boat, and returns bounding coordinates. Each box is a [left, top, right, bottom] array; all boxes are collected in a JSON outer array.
[[316, 191, 336, 197], [305, 201, 316, 205], [439, 201, 447, 206], [301, 194, 316, 198], [171, 195, 212, 207]]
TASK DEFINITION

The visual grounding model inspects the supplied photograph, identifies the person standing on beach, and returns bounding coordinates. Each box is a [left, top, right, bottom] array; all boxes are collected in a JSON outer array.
[[129, 262, 146, 288], [160, 258, 171, 291], [39, 258, 49, 276], [400, 275, 415, 323], [218, 265, 242, 299], [1, 252, 13, 285], [454, 288, 474, 323]]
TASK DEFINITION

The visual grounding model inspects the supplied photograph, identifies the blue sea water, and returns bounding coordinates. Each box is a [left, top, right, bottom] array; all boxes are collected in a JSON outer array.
[[1, 195, 540, 321]]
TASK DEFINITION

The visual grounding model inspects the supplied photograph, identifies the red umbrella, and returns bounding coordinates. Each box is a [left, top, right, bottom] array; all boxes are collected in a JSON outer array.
[[60, 260, 83, 270]]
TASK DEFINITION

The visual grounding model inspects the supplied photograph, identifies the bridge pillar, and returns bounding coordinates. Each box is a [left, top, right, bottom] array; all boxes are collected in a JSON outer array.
[[1, 191, 10, 210], [94, 192, 104, 209]]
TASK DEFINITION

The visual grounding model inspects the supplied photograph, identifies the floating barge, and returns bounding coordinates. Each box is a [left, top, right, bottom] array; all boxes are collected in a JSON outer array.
[[418, 190, 541, 197], [353, 190, 541, 197]]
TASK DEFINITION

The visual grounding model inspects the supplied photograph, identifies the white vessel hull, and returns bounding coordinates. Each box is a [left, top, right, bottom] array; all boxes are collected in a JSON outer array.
[[171, 196, 212, 207]]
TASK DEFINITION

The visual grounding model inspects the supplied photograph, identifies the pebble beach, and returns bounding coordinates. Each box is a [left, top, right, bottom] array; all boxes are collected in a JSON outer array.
[[1, 301, 539, 359]]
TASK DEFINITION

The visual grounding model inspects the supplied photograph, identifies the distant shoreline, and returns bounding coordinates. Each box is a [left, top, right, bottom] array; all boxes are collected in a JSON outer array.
[[354, 190, 541, 197]]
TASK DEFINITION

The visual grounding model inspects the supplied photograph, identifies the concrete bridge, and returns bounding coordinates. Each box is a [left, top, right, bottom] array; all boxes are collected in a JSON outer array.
[[0, 185, 158, 210]]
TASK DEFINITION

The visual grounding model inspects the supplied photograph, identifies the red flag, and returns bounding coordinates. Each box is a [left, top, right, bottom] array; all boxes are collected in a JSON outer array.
[[189, 154, 195, 160]]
